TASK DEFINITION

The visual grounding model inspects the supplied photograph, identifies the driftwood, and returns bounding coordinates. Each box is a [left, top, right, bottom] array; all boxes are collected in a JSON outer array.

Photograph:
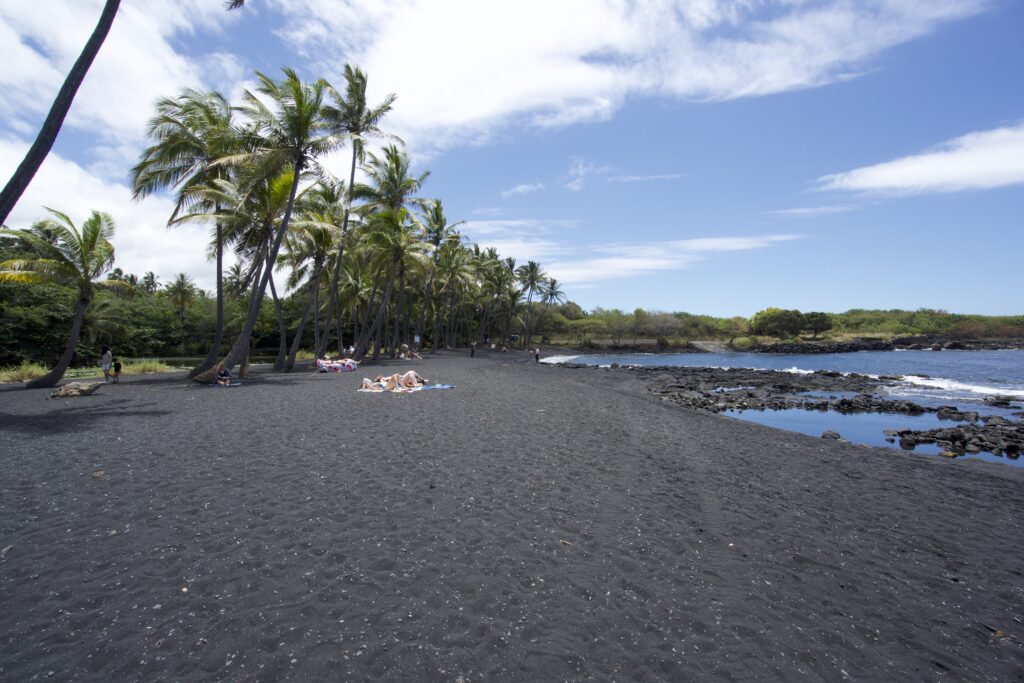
[[50, 382, 102, 398]]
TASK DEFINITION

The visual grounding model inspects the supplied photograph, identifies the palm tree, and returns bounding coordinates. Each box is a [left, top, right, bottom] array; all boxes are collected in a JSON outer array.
[[321, 65, 397, 354], [0, 209, 118, 388], [352, 144, 428, 214], [516, 260, 547, 346], [141, 271, 160, 293], [195, 68, 342, 382], [133, 89, 238, 377], [413, 200, 463, 346], [164, 273, 196, 324], [536, 277, 565, 341], [0, 1, 122, 226]]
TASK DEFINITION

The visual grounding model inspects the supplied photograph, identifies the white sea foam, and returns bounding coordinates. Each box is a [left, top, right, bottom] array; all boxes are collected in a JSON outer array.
[[539, 355, 580, 365], [902, 375, 1024, 398], [781, 366, 814, 375]]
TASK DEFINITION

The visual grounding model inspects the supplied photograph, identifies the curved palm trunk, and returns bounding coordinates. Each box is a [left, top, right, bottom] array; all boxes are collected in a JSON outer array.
[[26, 296, 89, 389], [0, 0, 121, 225], [194, 162, 303, 382], [189, 220, 225, 378], [269, 273, 287, 371]]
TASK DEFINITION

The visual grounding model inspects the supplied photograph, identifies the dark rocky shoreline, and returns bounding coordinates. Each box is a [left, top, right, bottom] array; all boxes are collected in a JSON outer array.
[[621, 365, 1024, 460]]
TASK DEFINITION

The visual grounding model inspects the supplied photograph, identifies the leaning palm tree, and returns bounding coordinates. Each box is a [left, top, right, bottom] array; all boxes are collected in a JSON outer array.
[[194, 68, 342, 382], [0, 209, 118, 388], [141, 271, 160, 293], [132, 89, 239, 377], [0, 1, 122, 226]]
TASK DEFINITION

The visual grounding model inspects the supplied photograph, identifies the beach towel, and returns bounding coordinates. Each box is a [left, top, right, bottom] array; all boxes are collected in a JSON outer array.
[[421, 384, 455, 390], [358, 383, 454, 393]]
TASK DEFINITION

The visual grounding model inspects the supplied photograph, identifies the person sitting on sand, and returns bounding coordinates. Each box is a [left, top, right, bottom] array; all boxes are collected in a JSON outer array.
[[398, 369, 427, 388], [216, 362, 232, 386]]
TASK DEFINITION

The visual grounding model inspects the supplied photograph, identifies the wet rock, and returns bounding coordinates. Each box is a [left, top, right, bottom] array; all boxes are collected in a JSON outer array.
[[821, 430, 841, 440]]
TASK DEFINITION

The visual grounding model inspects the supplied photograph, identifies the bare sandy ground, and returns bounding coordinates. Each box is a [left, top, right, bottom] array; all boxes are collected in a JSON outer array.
[[1, 350, 1022, 680]]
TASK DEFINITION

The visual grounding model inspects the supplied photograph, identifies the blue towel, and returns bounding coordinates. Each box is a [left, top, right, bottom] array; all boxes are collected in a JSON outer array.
[[422, 384, 455, 390]]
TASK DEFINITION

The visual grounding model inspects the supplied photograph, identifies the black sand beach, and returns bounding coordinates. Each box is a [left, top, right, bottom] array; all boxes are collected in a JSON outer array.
[[1, 351, 1022, 680]]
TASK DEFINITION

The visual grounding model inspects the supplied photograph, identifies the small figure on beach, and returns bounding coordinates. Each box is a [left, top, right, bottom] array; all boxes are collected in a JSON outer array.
[[101, 346, 113, 383], [112, 359, 122, 383], [216, 362, 232, 386], [470, 341, 477, 358], [534, 347, 541, 363]]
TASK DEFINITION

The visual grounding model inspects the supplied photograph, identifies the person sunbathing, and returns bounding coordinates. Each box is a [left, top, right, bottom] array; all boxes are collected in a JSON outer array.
[[362, 370, 428, 391]]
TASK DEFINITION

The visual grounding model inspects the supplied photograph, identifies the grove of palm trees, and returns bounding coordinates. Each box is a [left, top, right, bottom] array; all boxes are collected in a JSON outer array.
[[1, 66, 567, 386]]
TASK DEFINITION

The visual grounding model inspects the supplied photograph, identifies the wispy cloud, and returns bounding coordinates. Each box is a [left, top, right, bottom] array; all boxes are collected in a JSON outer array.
[[608, 173, 684, 183], [819, 123, 1024, 194], [501, 182, 545, 198], [464, 215, 801, 285], [270, 0, 988, 155], [766, 205, 854, 217], [565, 157, 611, 191], [550, 235, 801, 284], [471, 207, 504, 216]]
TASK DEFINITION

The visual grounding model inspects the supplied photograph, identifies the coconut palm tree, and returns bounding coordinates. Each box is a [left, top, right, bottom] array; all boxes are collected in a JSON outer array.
[[536, 277, 565, 341], [164, 273, 196, 324], [413, 200, 463, 346], [321, 65, 397, 353], [516, 260, 547, 346], [0, 209, 118, 388], [194, 68, 342, 382], [0, 1, 122, 226], [142, 271, 160, 293], [132, 89, 239, 377], [352, 144, 429, 214]]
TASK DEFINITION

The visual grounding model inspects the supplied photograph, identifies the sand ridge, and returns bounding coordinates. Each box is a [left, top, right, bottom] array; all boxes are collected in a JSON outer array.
[[0, 351, 1022, 680]]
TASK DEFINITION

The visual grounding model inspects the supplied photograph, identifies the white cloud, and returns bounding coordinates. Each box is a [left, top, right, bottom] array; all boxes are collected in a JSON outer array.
[[269, 0, 987, 154], [549, 235, 801, 284], [766, 205, 854, 216], [0, 1, 246, 180], [464, 214, 800, 285], [565, 157, 610, 191], [501, 183, 545, 198], [0, 138, 228, 293], [819, 122, 1024, 194], [608, 174, 685, 183]]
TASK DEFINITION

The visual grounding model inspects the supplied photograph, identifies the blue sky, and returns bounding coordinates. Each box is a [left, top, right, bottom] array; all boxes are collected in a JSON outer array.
[[1, 1, 1022, 316]]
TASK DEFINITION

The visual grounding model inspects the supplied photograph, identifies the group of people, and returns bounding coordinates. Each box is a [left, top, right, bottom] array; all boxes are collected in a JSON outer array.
[[101, 347, 122, 383], [316, 356, 360, 373], [360, 370, 428, 392]]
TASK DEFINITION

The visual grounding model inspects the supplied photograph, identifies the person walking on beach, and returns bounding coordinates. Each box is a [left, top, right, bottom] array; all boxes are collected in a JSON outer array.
[[101, 346, 113, 383], [534, 346, 541, 363], [112, 359, 122, 383], [470, 340, 477, 358]]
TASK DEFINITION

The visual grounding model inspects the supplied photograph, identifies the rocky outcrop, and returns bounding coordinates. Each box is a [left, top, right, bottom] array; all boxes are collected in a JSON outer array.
[[750, 339, 895, 354], [886, 421, 1023, 459], [50, 382, 102, 398]]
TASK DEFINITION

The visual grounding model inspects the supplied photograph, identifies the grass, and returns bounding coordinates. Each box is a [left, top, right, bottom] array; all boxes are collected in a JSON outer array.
[[0, 361, 49, 382], [1, 360, 184, 383], [295, 350, 316, 360]]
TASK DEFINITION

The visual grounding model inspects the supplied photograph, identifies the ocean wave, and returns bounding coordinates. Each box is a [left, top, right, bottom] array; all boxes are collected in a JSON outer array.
[[902, 375, 1024, 398], [539, 355, 580, 365]]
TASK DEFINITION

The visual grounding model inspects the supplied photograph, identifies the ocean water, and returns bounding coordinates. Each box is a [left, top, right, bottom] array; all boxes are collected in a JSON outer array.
[[543, 350, 1024, 467]]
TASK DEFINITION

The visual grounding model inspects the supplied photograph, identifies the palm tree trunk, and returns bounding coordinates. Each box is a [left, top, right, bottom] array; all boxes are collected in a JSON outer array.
[[431, 286, 448, 353], [313, 276, 321, 357], [0, 0, 121, 225], [317, 286, 336, 357], [269, 273, 287, 371], [284, 272, 319, 370], [195, 162, 303, 382], [26, 295, 90, 389], [190, 218, 225, 378]]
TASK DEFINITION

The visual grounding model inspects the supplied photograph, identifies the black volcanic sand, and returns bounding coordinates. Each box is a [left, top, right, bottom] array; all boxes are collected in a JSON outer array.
[[1, 351, 1023, 680]]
